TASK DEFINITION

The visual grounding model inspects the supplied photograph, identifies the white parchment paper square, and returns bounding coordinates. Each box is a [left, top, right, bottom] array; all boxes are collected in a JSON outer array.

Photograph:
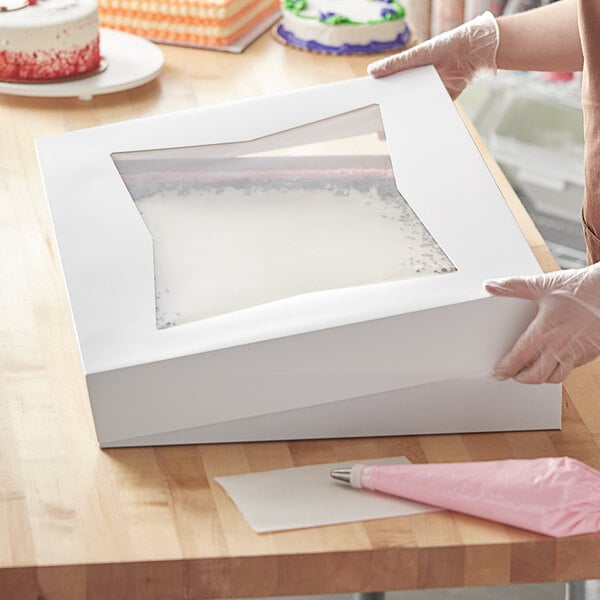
[[215, 456, 440, 533]]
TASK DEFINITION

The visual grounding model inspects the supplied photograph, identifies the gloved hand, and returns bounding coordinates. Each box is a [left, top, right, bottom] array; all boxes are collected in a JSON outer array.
[[367, 12, 499, 100], [485, 264, 600, 384]]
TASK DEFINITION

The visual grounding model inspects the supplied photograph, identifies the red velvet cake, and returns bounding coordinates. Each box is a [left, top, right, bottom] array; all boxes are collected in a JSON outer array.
[[0, 0, 100, 82]]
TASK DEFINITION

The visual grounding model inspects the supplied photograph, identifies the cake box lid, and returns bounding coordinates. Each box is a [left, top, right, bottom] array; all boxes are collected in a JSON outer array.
[[36, 66, 541, 377]]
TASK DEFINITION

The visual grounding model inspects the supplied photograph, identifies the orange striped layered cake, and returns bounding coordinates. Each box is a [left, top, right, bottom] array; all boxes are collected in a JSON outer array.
[[99, 0, 280, 47]]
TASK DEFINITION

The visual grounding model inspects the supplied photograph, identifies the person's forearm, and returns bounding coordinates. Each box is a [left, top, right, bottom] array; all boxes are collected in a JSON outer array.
[[496, 0, 583, 72]]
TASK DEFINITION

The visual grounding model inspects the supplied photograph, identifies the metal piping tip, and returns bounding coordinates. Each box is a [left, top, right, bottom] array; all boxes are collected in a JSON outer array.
[[330, 468, 352, 483]]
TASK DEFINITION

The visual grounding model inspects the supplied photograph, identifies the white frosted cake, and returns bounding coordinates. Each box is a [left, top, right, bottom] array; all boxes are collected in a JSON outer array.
[[116, 157, 455, 328], [0, 0, 100, 81], [276, 0, 413, 55]]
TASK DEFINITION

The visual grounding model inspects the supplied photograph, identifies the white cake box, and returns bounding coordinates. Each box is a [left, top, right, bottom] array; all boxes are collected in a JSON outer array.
[[36, 66, 561, 447]]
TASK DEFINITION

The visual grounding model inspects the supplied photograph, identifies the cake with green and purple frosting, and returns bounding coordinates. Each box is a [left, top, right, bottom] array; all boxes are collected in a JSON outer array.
[[276, 0, 413, 55]]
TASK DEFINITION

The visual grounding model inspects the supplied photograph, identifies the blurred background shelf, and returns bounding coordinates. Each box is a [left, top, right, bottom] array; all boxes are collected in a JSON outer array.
[[458, 70, 586, 268]]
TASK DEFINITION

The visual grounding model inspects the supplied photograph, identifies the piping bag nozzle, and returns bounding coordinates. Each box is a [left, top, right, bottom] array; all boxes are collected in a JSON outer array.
[[330, 464, 366, 488]]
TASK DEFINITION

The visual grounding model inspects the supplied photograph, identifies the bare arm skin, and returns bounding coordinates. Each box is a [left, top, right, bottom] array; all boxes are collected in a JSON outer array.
[[496, 0, 583, 72]]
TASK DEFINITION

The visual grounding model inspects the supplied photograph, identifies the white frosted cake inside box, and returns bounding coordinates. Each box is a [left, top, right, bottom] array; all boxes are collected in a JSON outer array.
[[113, 106, 455, 328]]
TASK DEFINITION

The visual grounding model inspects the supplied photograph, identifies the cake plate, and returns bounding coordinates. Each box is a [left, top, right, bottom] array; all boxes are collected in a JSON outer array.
[[0, 28, 164, 100]]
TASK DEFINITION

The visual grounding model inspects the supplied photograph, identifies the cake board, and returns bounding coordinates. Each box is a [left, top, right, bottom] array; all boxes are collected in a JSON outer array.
[[0, 28, 163, 100]]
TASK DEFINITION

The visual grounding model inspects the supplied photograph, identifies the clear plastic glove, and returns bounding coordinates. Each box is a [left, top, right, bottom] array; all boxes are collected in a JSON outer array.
[[367, 12, 499, 100], [485, 264, 600, 384]]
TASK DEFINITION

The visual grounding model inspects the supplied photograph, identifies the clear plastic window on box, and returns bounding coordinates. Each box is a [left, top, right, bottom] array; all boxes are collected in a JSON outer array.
[[112, 105, 456, 329]]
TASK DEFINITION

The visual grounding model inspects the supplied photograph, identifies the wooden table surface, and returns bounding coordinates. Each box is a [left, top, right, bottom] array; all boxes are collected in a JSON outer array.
[[2, 30, 600, 600]]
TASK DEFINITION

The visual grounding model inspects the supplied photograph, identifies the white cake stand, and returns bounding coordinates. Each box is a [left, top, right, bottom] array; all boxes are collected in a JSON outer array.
[[0, 28, 164, 100]]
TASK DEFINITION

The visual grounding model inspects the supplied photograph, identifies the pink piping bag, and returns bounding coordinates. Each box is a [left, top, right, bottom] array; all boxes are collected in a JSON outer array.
[[331, 457, 600, 537]]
